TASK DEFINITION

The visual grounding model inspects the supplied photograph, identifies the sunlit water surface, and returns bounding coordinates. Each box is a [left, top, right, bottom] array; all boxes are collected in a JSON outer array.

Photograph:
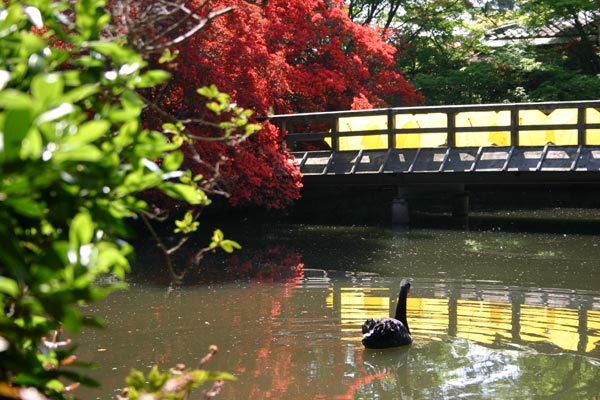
[[78, 221, 600, 399]]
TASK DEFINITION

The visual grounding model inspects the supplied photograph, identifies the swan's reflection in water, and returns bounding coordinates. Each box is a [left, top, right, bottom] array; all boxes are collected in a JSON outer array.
[[358, 347, 411, 399]]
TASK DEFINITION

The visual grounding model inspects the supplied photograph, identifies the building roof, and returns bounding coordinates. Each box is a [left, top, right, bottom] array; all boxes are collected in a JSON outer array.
[[484, 11, 598, 47]]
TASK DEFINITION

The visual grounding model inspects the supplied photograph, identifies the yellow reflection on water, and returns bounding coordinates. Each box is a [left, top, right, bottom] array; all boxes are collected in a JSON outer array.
[[327, 288, 389, 333], [521, 305, 579, 351], [587, 310, 600, 353], [328, 287, 600, 353], [407, 298, 449, 338], [456, 300, 513, 345]]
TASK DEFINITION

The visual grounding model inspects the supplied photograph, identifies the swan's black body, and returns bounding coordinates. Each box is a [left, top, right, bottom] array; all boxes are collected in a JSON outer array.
[[361, 278, 413, 349]]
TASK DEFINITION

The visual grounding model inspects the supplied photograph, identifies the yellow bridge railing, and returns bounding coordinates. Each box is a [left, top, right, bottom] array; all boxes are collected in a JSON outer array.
[[271, 100, 600, 151]]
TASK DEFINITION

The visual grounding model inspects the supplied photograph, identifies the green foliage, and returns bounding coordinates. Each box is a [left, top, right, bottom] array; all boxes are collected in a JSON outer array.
[[356, 1, 599, 104], [412, 43, 600, 104], [526, 68, 600, 101], [174, 211, 200, 234], [122, 363, 236, 400], [209, 229, 242, 254], [0, 1, 244, 398], [198, 84, 263, 137]]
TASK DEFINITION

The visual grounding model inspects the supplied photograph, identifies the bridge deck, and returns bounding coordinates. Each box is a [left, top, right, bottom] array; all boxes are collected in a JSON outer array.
[[291, 145, 600, 185]]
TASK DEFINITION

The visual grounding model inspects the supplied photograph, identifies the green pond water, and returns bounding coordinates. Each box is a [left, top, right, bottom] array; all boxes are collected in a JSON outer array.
[[76, 215, 600, 399]]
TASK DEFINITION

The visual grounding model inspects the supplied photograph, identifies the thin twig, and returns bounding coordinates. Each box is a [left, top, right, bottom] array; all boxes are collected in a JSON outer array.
[[198, 345, 218, 369], [144, 7, 236, 53], [139, 211, 184, 283], [204, 380, 225, 399]]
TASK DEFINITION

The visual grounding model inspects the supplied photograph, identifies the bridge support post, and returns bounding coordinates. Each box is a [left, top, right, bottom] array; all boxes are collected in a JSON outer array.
[[392, 185, 468, 225], [451, 190, 469, 218], [392, 188, 410, 225], [392, 198, 410, 225]]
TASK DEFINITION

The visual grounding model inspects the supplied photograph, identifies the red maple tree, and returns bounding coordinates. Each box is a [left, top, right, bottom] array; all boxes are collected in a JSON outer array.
[[129, 0, 424, 209]]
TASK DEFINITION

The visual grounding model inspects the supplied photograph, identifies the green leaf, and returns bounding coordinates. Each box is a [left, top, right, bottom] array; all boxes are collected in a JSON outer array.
[[161, 122, 181, 134], [147, 365, 168, 391], [162, 151, 184, 171], [62, 306, 83, 332], [53, 144, 103, 162], [94, 246, 130, 278], [206, 101, 224, 114], [114, 120, 139, 148], [121, 89, 144, 110], [69, 212, 94, 251], [63, 120, 111, 145], [5, 197, 46, 218], [0, 89, 34, 109], [31, 73, 64, 105], [45, 379, 65, 393], [75, 1, 111, 41], [62, 84, 100, 104], [220, 239, 242, 254], [209, 229, 224, 250], [209, 229, 241, 253], [174, 211, 199, 234], [87, 41, 138, 65], [20, 128, 43, 160], [0, 277, 19, 297], [72, 55, 105, 69], [134, 130, 179, 155], [125, 369, 146, 388], [161, 183, 208, 205], [2, 109, 34, 161], [191, 370, 238, 382], [135, 70, 171, 88], [158, 48, 179, 64], [0, 4, 23, 33]]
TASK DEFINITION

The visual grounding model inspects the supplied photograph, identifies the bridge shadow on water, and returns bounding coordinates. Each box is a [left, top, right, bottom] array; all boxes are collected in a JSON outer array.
[[288, 183, 600, 235], [412, 209, 600, 235], [413, 184, 600, 234]]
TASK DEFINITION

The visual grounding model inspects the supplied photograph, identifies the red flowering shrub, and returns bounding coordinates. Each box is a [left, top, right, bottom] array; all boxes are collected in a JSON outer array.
[[128, 0, 423, 209]]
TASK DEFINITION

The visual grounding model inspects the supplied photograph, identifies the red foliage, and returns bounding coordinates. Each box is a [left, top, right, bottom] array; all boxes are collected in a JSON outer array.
[[141, 0, 423, 208]]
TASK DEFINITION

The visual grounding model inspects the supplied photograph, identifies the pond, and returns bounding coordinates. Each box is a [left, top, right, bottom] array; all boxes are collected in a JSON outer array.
[[77, 217, 600, 399]]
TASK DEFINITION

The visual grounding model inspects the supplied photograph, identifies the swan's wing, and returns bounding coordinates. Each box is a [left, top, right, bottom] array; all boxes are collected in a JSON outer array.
[[362, 318, 413, 348], [370, 318, 406, 336]]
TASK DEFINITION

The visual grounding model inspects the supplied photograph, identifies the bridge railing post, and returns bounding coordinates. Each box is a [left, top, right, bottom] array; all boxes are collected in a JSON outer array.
[[387, 108, 396, 149], [447, 111, 456, 147], [577, 105, 586, 145], [510, 107, 519, 146], [331, 117, 339, 151]]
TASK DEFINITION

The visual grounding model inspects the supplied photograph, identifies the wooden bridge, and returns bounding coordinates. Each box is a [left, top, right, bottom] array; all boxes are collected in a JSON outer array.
[[270, 100, 600, 223]]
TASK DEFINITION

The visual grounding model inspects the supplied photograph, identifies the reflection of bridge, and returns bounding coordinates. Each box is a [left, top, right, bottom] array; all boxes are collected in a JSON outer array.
[[324, 282, 600, 354], [271, 100, 600, 223]]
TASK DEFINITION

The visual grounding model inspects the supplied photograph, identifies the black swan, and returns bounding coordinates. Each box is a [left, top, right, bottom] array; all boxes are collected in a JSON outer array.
[[361, 278, 413, 349]]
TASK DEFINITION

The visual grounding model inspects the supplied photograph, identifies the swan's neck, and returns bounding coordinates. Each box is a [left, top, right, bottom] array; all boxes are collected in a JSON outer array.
[[394, 288, 410, 334]]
